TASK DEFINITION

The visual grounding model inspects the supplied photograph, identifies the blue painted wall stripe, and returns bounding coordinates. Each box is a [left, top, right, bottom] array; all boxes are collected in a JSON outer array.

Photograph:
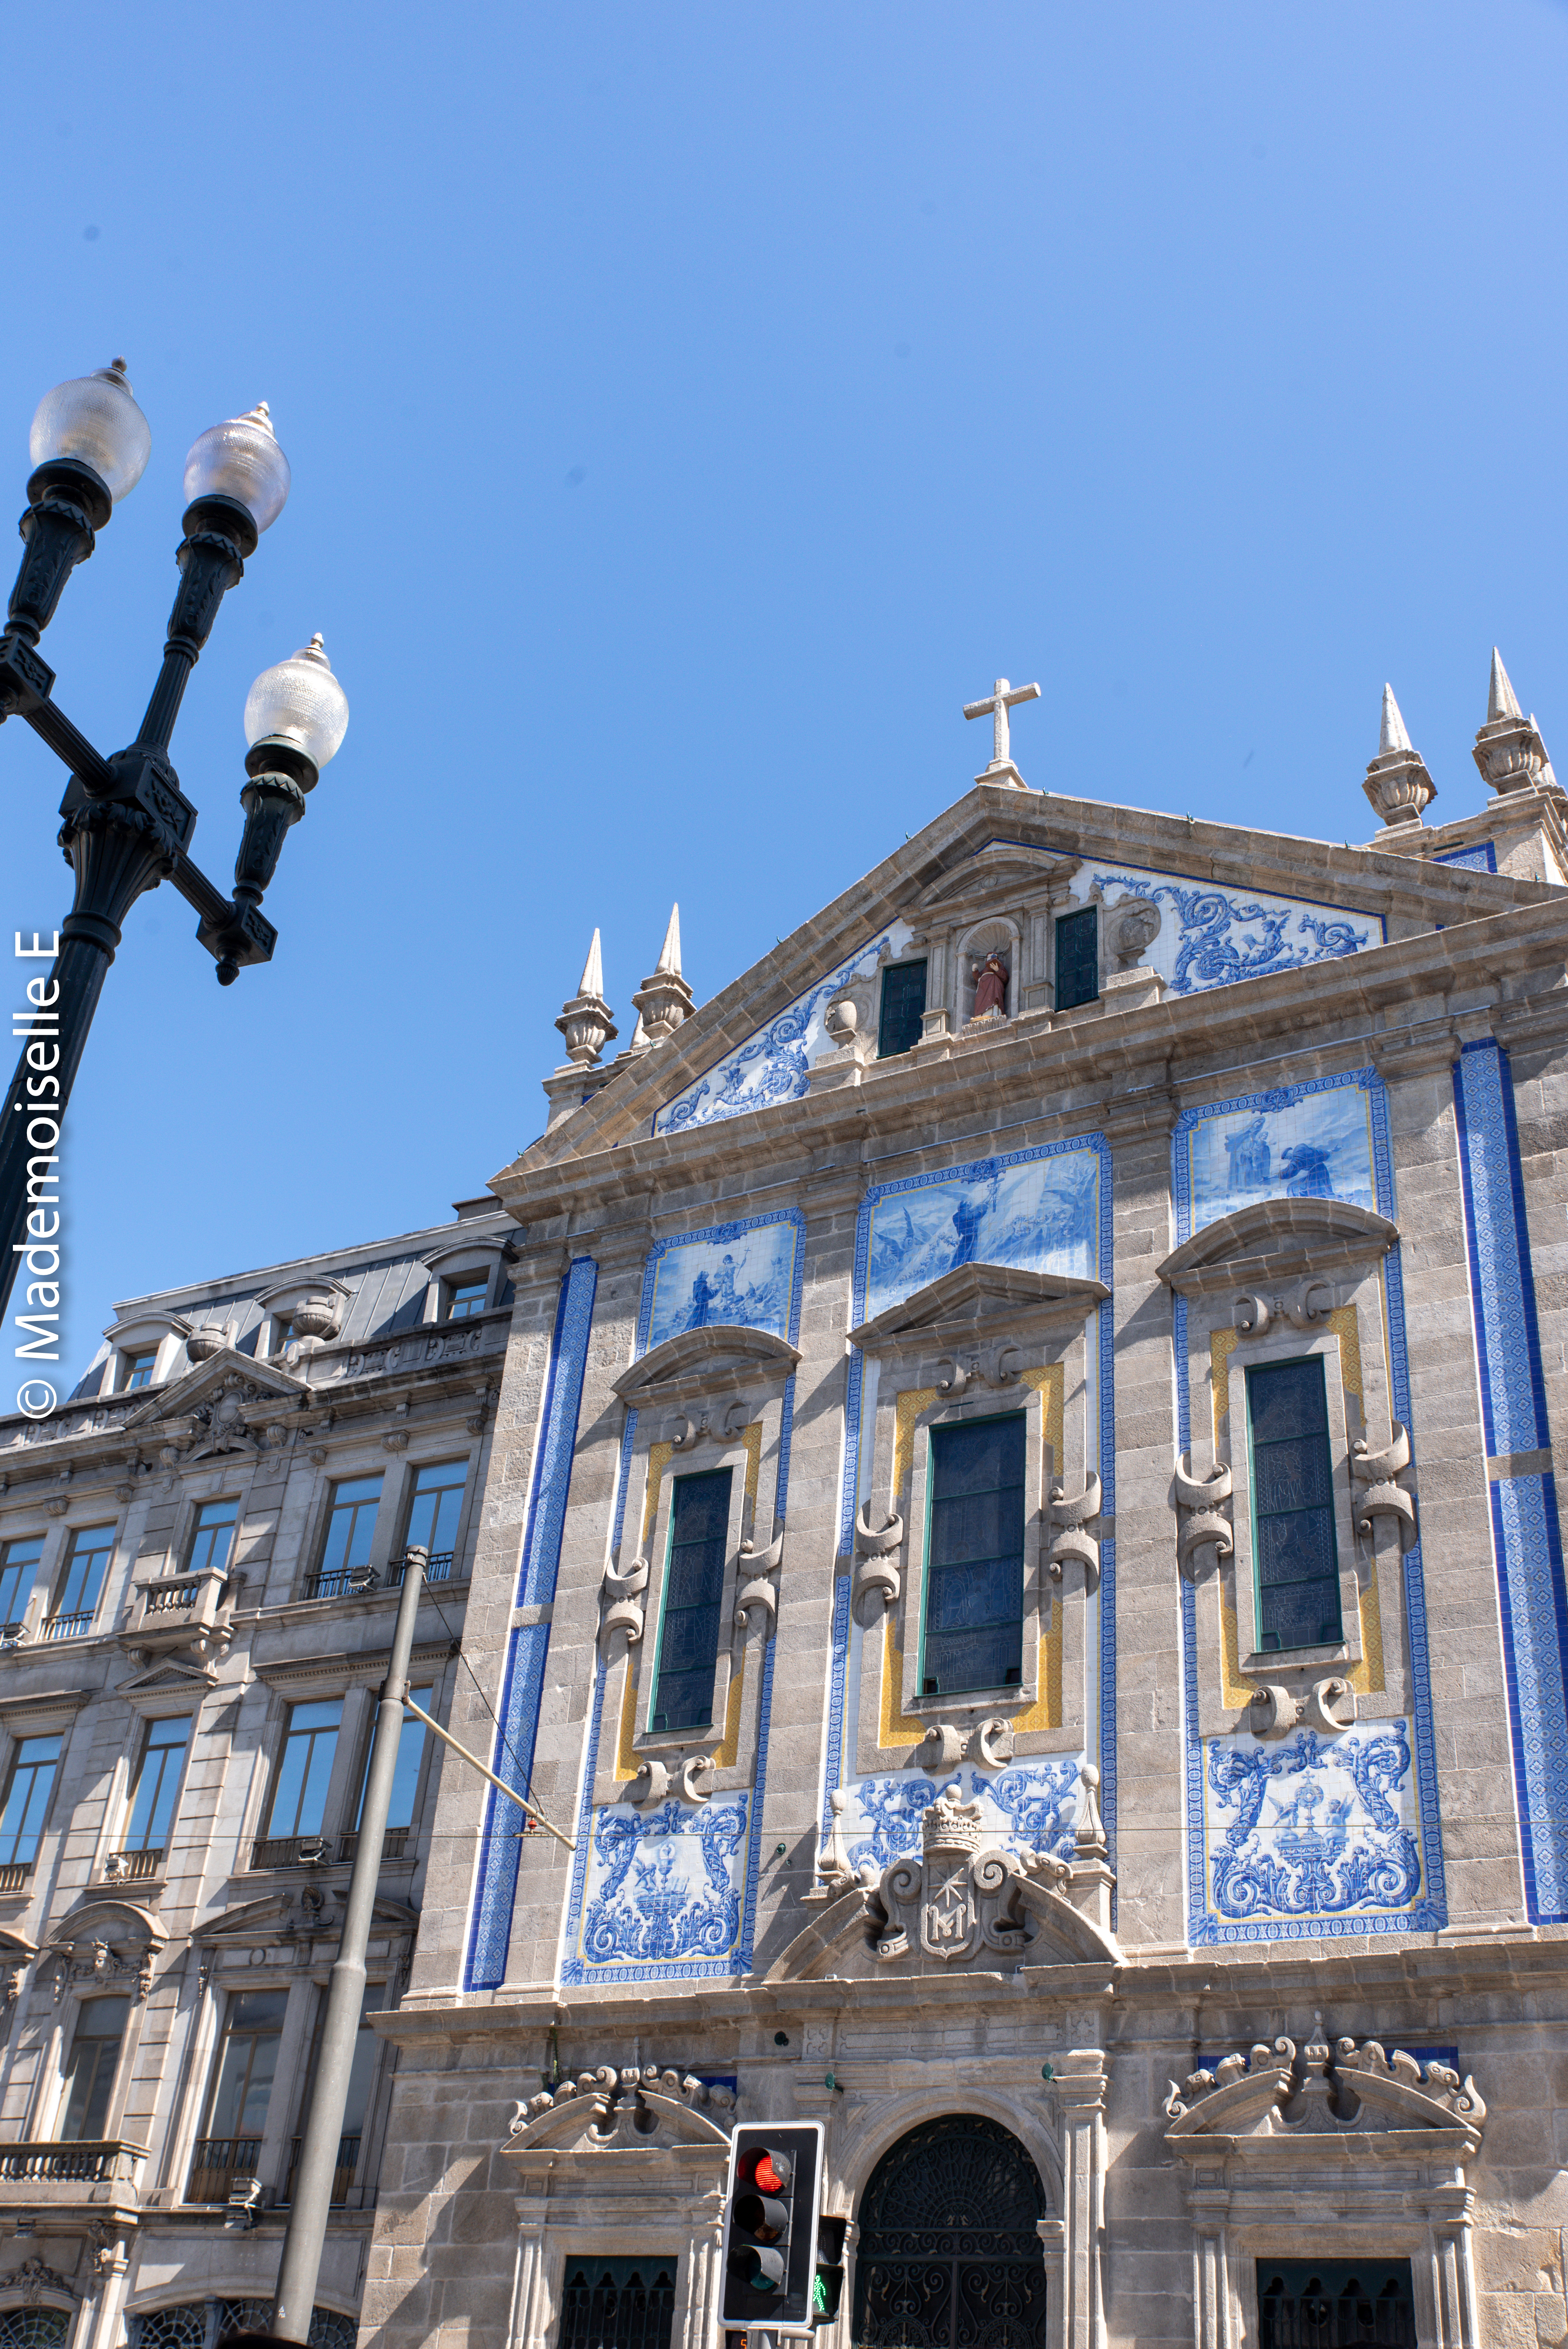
[[1453, 1040, 1568, 1920], [463, 1622, 552, 1989], [519, 1256, 599, 1607]]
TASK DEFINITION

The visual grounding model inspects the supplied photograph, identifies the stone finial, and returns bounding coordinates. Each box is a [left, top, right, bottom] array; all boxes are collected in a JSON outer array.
[[554, 927, 618, 1067], [631, 904, 695, 1043], [1472, 647, 1556, 795], [1362, 683, 1436, 827]]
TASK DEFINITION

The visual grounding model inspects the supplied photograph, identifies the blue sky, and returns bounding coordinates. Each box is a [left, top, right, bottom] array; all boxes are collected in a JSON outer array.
[[7, 0, 1568, 1379]]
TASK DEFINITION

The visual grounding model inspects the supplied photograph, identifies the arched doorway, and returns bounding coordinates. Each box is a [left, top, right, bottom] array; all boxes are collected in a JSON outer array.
[[852, 2114, 1050, 2349]]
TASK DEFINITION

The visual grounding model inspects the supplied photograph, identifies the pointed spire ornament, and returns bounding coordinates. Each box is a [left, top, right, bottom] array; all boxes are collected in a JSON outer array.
[[631, 903, 696, 1044], [1473, 647, 1555, 794], [554, 927, 618, 1066], [1363, 683, 1436, 827]]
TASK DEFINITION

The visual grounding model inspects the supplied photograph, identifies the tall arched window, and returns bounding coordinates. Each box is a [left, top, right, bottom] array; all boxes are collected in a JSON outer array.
[[853, 2114, 1049, 2349]]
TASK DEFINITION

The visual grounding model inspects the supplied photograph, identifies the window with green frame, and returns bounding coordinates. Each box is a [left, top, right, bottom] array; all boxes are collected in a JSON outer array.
[[1247, 1356, 1343, 1651], [921, 1415, 1026, 1696], [650, 1469, 731, 1734]]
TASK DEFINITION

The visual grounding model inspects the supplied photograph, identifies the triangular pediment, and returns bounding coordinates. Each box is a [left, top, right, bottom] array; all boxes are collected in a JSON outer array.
[[122, 1348, 308, 1428], [497, 783, 1554, 1189], [850, 1262, 1110, 1353], [117, 1657, 223, 1697]]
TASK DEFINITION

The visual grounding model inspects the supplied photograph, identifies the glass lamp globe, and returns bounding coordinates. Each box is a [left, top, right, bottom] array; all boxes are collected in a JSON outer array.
[[244, 635, 349, 772], [183, 401, 290, 532], [29, 358, 151, 503]]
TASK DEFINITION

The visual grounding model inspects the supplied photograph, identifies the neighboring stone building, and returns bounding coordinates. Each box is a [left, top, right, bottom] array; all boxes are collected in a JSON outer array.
[[0, 1199, 514, 2349], [367, 657, 1568, 2349]]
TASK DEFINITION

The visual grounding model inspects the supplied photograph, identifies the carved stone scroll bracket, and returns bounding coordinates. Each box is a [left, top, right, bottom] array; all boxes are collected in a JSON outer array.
[[1233, 1280, 1334, 1339], [629, 1752, 714, 1809], [989, 1342, 1025, 1388], [935, 1357, 968, 1399], [734, 1527, 784, 1633], [1247, 1676, 1361, 1736], [1303, 1675, 1358, 1732], [1352, 1420, 1418, 1552], [628, 1758, 668, 1807], [852, 1504, 903, 1626], [1048, 1471, 1101, 1591], [1174, 1453, 1233, 1584], [1247, 1684, 1302, 1739], [1074, 1762, 1108, 1860], [667, 1412, 705, 1453], [917, 1722, 965, 1775], [969, 1716, 1014, 1768], [598, 1556, 649, 1654]]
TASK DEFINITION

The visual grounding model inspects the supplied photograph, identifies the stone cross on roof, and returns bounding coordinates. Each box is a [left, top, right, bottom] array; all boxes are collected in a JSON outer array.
[[963, 675, 1041, 772]]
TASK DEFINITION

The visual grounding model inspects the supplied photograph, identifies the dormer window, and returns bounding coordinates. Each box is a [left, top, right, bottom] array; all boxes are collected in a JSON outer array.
[[123, 1349, 158, 1392], [445, 1276, 489, 1321]]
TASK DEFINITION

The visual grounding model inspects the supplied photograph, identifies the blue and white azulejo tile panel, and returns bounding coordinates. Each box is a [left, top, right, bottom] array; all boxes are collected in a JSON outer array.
[[838, 1758, 1084, 1878], [562, 1792, 752, 1985], [862, 1146, 1101, 1324], [1071, 863, 1381, 998], [642, 1216, 802, 1351], [1434, 841, 1498, 873], [654, 921, 914, 1135], [1197, 1720, 1439, 1941], [1178, 1074, 1380, 1237]]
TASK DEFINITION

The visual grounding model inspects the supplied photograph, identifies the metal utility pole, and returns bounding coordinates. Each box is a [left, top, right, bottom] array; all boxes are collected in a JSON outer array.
[[273, 1552, 425, 2344]]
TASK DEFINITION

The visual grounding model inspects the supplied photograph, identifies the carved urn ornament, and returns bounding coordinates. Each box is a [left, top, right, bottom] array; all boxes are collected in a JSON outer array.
[[1472, 647, 1556, 796], [630, 904, 695, 1044], [1362, 684, 1436, 827], [555, 927, 618, 1066]]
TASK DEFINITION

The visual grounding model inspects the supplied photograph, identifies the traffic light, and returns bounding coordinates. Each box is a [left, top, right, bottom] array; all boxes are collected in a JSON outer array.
[[720, 2122, 824, 2334]]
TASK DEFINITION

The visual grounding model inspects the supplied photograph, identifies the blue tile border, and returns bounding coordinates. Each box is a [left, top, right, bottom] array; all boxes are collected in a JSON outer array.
[[1173, 1068, 1447, 1943], [519, 1257, 599, 1606], [1434, 841, 1498, 874], [463, 1622, 552, 1990], [825, 1133, 1116, 1858], [1453, 1040, 1568, 1920]]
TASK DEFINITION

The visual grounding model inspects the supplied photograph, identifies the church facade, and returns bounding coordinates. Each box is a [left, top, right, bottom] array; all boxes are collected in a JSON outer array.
[[368, 661, 1568, 2349]]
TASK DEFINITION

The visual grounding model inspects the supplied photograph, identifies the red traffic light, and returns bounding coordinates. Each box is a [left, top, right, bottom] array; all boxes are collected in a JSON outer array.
[[739, 2147, 792, 2195]]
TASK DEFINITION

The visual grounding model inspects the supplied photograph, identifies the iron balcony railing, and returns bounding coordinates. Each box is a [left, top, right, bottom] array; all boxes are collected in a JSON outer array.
[[0, 2139, 145, 2185], [187, 2136, 261, 2204], [336, 1827, 408, 1864], [283, 2133, 360, 2207], [39, 1611, 93, 1642], [305, 1551, 456, 1601]]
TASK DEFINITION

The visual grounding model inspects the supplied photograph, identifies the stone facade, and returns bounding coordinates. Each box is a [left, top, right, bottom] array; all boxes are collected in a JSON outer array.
[[0, 1199, 513, 2349], [371, 676, 1568, 2349]]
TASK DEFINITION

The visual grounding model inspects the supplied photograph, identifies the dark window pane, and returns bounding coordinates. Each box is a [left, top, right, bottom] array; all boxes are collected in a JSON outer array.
[[1249, 1359, 1328, 1443], [653, 1470, 732, 1732], [1055, 907, 1099, 1010], [1248, 1358, 1342, 1651], [1254, 1437, 1333, 1515], [926, 1556, 1021, 1631], [932, 1416, 1025, 1497], [1256, 2259, 1415, 2349], [878, 961, 928, 1059], [924, 1419, 1026, 1694]]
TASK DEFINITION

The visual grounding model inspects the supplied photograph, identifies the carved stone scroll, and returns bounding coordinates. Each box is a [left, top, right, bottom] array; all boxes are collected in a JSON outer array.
[[853, 1503, 903, 1625], [1174, 1453, 1233, 1584], [599, 1556, 649, 1653], [1352, 1420, 1418, 1551], [1048, 1471, 1101, 1590]]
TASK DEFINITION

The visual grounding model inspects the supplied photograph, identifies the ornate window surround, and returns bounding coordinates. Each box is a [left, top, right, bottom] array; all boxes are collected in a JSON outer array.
[[597, 1325, 798, 1802], [1159, 1199, 1406, 1732], [848, 1265, 1108, 1767], [896, 844, 1079, 1035], [1163, 2030, 1486, 2349]]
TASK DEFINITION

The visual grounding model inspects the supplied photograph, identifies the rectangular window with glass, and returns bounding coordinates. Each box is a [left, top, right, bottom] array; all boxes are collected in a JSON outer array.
[[1257, 2260, 1415, 2349], [123, 1716, 191, 1855], [651, 1469, 732, 1734], [289, 1984, 385, 2206], [877, 960, 928, 1059], [356, 1688, 431, 1832], [445, 1278, 488, 1320], [1055, 906, 1099, 1010], [187, 1499, 238, 1576], [559, 2260, 679, 2349], [60, 1996, 130, 2139], [0, 1733, 62, 1868], [52, 1525, 115, 1628], [1247, 1356, 1343, 1652], [318, 1476, 382, 1583], [921, 1415, 1026, 1696], [265, 1700, 343, 1840], [0, 1536, 42, 1630], [123, 1351, 158, 1392], [404, 1461, 467, 1567], [191, 1988, 288, 2200]]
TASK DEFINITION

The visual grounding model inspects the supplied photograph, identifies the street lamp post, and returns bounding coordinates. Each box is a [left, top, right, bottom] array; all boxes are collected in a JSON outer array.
[[0, 360, 347, 1334]]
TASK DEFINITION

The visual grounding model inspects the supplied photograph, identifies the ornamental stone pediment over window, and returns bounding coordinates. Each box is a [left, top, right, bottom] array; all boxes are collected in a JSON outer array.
[[611, 1322, 802, 1408], [503, 2067, 736, 2158], [1157, 1196, 1399, 1297]]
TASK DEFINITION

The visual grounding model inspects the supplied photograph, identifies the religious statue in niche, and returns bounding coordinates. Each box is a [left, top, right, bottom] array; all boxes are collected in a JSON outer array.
[[971, 952, 1010, 1021]]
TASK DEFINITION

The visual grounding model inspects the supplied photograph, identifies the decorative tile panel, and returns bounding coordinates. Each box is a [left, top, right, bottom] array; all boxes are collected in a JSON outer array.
[[1071, 863, 1381, 998], [837, 1757, 1083, 1878], [463, 1622, 551, 1990], [654, 921, 914, 1135], [1434, 841, 1497, 873], [639, 1215, 802, 1352], [1197, 1719, 1437, 1940], [1453, 1039, 1568, 1921], [1172, 1068, 1447, 1945]]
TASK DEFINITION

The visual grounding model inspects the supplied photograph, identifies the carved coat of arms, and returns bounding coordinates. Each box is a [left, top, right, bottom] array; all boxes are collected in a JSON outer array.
[[874, 1784, 1062, 1966]]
